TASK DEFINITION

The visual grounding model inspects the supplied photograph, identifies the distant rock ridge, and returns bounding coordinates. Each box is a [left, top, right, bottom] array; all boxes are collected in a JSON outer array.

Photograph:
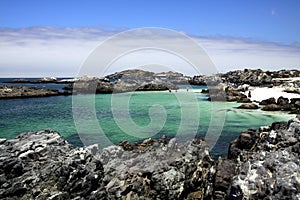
[[1, 116, 299, 199], [65, 70, 185, 93], [0, 85, 70, 99], [3, 68, 300, 95]]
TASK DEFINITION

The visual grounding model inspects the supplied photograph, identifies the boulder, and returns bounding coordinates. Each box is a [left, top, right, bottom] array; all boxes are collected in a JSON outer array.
[[261, 104, 281, 111], [259, 97, 276, 105], [237, 103, 259, 109]]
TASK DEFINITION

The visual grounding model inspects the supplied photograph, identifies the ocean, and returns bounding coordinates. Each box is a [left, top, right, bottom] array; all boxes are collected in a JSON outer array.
[[0, 78, 295, 158]]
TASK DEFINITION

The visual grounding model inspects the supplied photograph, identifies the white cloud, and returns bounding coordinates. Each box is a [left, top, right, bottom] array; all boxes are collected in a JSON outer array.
[[0, 27, 299, 77]]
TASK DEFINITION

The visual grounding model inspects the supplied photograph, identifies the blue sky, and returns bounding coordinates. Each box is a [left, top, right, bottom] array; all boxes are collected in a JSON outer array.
[[0, 0, 300, 77], [1, 0, 299, 44]]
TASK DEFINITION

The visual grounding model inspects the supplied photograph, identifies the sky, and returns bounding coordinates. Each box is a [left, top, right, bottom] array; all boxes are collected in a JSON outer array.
[[0, 0, 300, 77]]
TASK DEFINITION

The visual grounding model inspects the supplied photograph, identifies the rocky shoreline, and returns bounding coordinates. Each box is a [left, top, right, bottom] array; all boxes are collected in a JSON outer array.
[[1, 116, 299, 199], [2, 69, 300, 99], [0, 85, 71, 99]]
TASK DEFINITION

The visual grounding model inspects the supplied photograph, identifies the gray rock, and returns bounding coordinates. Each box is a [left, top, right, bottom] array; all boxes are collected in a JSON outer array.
[[0, 130, 106, 199]]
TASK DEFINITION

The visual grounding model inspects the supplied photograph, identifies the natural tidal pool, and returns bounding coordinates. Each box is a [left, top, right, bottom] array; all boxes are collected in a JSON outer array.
[[0, 86, 294, 157]]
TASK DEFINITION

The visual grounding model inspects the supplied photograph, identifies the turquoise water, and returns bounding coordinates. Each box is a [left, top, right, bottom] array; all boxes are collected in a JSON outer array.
[[0, 87, 295, 157]]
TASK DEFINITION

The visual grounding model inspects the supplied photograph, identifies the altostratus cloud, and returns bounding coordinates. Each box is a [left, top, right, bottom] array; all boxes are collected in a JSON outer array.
[[0, 27, 299, 77]]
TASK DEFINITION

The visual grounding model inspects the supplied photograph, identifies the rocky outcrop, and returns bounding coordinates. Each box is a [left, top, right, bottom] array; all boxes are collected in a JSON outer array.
[[0, 85, 70, 99], [188, 74, 223, 86], [0, 132, 215, 199], [1, 116, 300, 199], [65, 70, 179, 94], [34, 77, 58, 83], [8, 79, 31, 83], [4, 77, 61, 84], [100, 138, 215, 199], [0, 130, 106, 199], [221, 69, 300, 87], [221, 69, 273, 86], [226, 116, 300, 199], [261, 103, 282, 111], [205, 86, 252, 103], [237, 103, 259, 109], [259, 97, 276, 105], [260, 96, 300, 114]]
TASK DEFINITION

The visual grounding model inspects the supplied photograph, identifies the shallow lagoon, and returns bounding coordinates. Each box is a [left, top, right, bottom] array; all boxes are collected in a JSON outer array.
[[0, 86, 294, 157]]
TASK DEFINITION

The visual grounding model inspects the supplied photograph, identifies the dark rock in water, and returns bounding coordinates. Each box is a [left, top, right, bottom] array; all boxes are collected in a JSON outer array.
[[261, 103, 282, 111], [237, 98, 252, 103], [201, 89, 209, 93], [237, 103, 259, 109], [9, 79, 31, 83], [34, 77, 58, 83], [228, 129, 259, 160], [271, 121, 288, 130], [259, 97, 300, 113], [68, 70, 180, 94], [0, 86, 69, 99], [290, 98, 300, 114], [259, 97, 276, 105], [277, 96, 291, 111], [277, 96, 289, 105]]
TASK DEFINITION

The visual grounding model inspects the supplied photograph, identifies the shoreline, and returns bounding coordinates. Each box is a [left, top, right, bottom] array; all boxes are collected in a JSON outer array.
[[245, 86, 300, 102], [0, 85, 71, 100], [1, 116, 299, 199]]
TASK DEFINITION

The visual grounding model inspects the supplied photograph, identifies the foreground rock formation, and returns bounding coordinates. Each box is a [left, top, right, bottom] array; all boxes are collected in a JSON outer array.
[[1, 116, 299, 199], [226, 117, 300, 199], [0, 130, 106, 199]]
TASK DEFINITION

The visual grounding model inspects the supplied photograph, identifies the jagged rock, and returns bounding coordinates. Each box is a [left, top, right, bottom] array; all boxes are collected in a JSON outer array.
[[221, 69, 273, 86], [226, 117, 300, 199], [213, 158, 237, 199], [68, 70, 179, 94], [228, 129, 259, 160], [1, 116, 300, 199], [0, 130, 106, 199], [100, 138, 215, 199]]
